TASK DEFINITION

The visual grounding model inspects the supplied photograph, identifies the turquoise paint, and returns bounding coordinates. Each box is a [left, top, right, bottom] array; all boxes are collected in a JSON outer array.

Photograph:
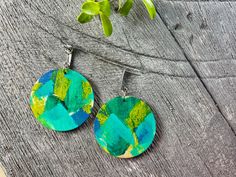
[[30, 69, 94, 131], [94, 96, 156, 158]]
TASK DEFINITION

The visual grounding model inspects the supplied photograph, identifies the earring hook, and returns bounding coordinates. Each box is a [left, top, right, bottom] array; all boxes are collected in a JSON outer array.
[[64, 44, 73, 68], [120, 68, 143, 98], [120, 68, 128, 98]]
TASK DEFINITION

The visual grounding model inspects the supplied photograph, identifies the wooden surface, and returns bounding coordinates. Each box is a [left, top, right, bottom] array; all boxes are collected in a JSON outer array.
[[0, 0, 236, 176]]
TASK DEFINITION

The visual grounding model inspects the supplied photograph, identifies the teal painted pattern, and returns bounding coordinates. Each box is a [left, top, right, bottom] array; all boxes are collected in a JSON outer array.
[[94, 96, 156, 158], [30, 69, 94, 131]]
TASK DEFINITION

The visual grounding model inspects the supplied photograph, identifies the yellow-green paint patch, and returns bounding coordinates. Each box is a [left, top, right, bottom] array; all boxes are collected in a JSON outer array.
[[126, 100, 151, 130], [82, 80, 92, 99], [31, 96, 46, 118], [96, 104, 109, 125], [54, 69, 71, 101], [94, 96, 156, 158], [30, 69, 94, 131]]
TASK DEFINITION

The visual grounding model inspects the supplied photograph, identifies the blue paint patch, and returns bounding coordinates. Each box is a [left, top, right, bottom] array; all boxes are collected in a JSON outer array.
[[94, 119, 100, 132], [39, 70, 54, 84], [71, 109, 89, 126]]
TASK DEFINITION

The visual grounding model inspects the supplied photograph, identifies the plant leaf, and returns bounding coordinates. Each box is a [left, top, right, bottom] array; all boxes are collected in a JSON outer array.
[[119, 0, 133, 16], [81, 2, 100, 15], [100, 13, 112, 37], [118, 0, 125, 9], [77, 13, 93, 24], [142, 0, 156, 19], [99, 0, 111, 17]]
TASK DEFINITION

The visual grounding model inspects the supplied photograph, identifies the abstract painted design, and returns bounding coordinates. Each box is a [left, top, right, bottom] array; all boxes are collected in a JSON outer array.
[[94, 96, 156, 158], [30, 69, 94, 131]]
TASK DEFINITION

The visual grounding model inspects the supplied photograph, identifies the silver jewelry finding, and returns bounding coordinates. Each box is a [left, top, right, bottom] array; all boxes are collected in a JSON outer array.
[[64, 44, 73, 68]]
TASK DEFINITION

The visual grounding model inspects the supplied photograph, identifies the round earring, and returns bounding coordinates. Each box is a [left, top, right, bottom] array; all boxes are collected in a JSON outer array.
[[93, 69, 156, 158], [30, 45, 94, 131]]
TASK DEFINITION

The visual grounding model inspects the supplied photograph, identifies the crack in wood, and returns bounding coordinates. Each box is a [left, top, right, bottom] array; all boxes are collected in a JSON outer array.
[[31, 19, 236, 80], [156, 9, 236, 137], [196, 154, 214, 177], [26, 0, 236, 64], [22, 11, 235, 80]]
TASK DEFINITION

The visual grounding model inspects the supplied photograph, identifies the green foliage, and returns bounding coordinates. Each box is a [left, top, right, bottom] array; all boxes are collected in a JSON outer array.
[[77, 0, 157, 37], [118, 0, 133, 16], [99, 0, 111, 16], [77, 13, 93, 23], [100, 13, 112, 36], [81, 2, 101, 15], [142, 0, 156, 19]]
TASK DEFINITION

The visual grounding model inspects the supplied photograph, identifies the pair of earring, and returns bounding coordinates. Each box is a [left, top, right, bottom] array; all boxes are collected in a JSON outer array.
[[30, 45, 156, 158]]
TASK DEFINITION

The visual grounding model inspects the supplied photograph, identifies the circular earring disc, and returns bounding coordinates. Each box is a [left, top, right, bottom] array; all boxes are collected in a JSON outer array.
[[94, 96, 156, 158], [30, 69, 94, 131]]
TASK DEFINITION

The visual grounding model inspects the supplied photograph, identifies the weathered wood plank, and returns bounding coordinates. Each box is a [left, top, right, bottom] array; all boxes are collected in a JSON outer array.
[[156, 0, 236, 133], [0, 0, 235, 177]]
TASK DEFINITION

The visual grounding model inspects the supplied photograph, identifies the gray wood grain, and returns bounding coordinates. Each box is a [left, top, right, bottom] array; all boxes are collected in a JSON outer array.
[[0, 0, 236, 177], [157, 0, 236, 133]]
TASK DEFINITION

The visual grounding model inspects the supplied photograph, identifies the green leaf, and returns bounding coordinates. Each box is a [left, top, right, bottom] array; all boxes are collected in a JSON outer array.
[[77, 13, 93, 24], [142, 0, 156, 19], [100, 13, 112, 37], [118, 0, 125, 9], [81, 2, 100, 15], [99, 0, 111, 17], [119, 0, 133, 16]]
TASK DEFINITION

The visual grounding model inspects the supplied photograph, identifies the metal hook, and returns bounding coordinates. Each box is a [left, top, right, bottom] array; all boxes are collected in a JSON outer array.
[[64, 44, 73, 68], [120, 68, 128, 98], [119, 68, 143, 98]]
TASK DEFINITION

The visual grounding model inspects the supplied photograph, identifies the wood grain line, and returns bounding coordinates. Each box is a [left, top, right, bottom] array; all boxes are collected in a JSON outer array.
[[156, 8, 236, 136]]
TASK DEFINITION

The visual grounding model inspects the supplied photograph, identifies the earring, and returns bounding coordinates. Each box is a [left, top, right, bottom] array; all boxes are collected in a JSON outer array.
[[30, 45, 94, 131], [94, 69, 156, 158]]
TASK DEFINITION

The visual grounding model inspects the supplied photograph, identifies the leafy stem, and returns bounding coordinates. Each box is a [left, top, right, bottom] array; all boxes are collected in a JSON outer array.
[[77, 0, 157, 37]]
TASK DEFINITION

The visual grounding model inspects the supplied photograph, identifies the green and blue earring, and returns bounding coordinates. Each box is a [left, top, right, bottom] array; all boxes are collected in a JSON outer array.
[[30, 45, 94, 131], [94, 70, 156, 158]]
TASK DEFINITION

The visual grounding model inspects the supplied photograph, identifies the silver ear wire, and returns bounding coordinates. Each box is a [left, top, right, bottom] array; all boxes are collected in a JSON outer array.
[[120, 69, 128, 98], [120, 68, 143, 98], [64, 44, 73, 68]]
